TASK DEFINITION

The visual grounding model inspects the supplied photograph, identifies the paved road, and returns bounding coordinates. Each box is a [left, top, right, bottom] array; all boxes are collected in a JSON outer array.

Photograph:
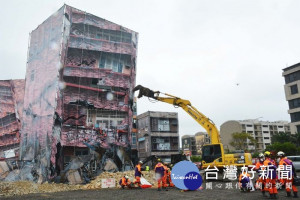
[[2, 182, 299, 200]]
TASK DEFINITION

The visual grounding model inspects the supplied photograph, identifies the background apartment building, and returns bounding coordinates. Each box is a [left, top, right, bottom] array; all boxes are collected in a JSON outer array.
[[137, 111, 179, 164], [220, 120, 290, 152], [182, 132, 210, 156], [182, 135, 196, 156], [19, 5, 138, 175], [283, 63, 300, 134]]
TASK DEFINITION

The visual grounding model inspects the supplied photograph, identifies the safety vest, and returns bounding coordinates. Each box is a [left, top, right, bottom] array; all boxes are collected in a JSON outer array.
[[135, 164, 142, 177]]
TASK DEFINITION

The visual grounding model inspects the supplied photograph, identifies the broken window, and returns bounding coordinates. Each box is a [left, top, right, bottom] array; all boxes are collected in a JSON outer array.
[[158, 119, 170, 131], [152, 137, 170, 151], [71, 23, 132, 43], [75, 148, 89, 156], [131, 132, 137, 148], [0, 86, 11, 96], [87, 110, 126, 129], [96, 29, 132, 43], [150, 118, 177, 132], [0, 113, 16, 127], [99, 52, 131, 73]]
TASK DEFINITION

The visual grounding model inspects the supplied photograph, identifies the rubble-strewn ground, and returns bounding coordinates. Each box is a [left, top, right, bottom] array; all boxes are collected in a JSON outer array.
[[1, 170, 299, 199], [1, 184, 299, 200], [82, 170, 157, 190], [0, 181, 81, 196], [0, 170, 156, 197]]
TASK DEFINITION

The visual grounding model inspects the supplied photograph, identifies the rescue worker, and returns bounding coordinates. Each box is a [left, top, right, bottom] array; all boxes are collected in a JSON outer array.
[[239, 171, 251, 192], [264, 151, 278, 199], [155, 159, 165, 191], [119, 175, 132, 189], [277, 151, 298, 198], [256, 153, 267, 197], [133, 161, 143, 188], [145, 165, 150, 171]]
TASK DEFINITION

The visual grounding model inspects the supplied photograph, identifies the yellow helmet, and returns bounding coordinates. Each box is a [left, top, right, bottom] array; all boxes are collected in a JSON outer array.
[[264, 151, 271, 157]]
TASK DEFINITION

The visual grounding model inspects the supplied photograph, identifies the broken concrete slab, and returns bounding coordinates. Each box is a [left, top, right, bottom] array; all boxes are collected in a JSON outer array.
[[66, 170, 82, 185]]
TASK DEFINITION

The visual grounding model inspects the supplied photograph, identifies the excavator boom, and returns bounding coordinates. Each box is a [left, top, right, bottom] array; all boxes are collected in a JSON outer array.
[[133, 85, 220, 144]]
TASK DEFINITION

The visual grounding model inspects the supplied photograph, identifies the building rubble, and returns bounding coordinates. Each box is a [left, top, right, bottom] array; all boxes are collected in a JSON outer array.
[[0, 169, 157, 197]]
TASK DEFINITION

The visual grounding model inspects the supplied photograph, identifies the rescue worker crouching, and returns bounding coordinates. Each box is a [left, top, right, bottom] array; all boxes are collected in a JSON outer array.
[[119, 175, 132, 189], [155, 159, 166, 191], [133, 161, 143, 188], [238, 171, 251, 192], [277, 151, 298, 198]]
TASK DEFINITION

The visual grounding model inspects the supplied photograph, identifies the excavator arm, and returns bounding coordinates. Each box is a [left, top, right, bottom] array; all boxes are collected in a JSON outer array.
[[133, 85, 253, 169], [133, 85, 220, 144]]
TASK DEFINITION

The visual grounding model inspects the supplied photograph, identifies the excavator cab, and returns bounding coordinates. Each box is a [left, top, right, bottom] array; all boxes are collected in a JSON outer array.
[[202, 144, 222, 163]]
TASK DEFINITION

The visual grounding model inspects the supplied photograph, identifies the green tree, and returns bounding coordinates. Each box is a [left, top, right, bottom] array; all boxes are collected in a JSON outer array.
[[271, 132, 291, 144], [265, 142, 298, 156], [291, 132, 300, 147], [229, 132, 256, 151], [252, 152, 260, 158], [190, 155, 201, 162]]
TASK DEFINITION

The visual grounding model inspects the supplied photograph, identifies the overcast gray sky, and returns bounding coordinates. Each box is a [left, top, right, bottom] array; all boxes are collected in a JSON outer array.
[[1, 0, 300, 138]]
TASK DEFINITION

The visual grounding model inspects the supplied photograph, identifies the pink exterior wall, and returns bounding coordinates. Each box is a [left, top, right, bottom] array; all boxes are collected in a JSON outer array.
[[0, 80, 25, 152], [20, 6, 69, 162], [19, 4, 138, 173], [60, 5, 137, 152]]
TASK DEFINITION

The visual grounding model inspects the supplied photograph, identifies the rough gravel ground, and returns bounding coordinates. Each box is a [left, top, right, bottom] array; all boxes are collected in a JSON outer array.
[[2, 182, 299, 200]]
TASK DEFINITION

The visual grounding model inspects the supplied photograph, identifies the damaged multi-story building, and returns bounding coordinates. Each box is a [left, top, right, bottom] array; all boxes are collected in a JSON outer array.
[[0, 80, 25, 159], [19, 4, 138, 179], [137, 111, 180, 165]]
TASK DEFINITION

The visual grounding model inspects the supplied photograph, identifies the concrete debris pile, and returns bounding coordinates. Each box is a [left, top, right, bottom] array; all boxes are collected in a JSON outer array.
[[0, 171, 157, 197], [82, 170, 157, 189], [0, 148, 134, 185], [0, 181, 80, 197]]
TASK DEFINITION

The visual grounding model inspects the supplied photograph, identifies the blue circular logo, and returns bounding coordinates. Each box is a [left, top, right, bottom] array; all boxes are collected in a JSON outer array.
[[171, 161, 202, 190]]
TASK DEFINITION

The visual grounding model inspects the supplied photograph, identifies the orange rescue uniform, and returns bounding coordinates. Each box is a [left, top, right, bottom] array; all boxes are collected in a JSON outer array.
[[279, 157, 298, 193], [120, 177, 131, 188], [134, 164, 142, 187], [263, 158, 278, 195], [255, 160, 265, 191]]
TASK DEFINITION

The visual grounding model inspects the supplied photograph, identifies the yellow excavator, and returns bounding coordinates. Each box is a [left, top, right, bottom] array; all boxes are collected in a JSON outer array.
[[133, 85, 252, 169]]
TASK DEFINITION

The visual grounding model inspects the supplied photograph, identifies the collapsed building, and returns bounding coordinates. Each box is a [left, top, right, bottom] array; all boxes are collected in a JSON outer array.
[[15, 4, 138, 182], [0, 80, 25, 159]]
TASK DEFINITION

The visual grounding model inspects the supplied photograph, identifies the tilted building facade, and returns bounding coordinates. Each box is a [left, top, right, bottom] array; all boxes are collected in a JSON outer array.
[[19, 5, 138, 177]]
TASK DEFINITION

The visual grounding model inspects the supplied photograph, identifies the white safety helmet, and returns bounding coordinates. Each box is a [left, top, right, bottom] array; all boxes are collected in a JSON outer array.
[[125, 175, 129, 179], [258, 153, 264, 158], [139, 161, 143, 164], [277, 151, 285, 157]]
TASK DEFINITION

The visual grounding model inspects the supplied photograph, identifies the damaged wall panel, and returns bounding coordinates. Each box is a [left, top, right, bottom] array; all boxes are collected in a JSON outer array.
[[20, 5, 70, 177], [59, 5, 138, 173], [0, 80, 24, 154]]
